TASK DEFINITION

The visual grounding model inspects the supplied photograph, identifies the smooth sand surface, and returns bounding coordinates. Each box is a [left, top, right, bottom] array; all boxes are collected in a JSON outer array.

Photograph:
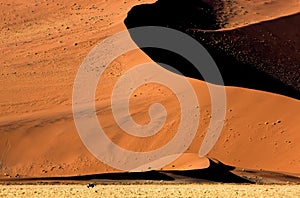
[[0, 0, 300, 180]]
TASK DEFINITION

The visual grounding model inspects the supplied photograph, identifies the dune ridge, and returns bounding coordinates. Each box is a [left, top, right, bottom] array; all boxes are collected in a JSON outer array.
[[189, 12, 300, 97], [125, 0, 300, 99], [0, 0, 299, 182]]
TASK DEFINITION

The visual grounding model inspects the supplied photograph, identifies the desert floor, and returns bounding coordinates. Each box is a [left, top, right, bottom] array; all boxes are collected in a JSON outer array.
[[1, 184, 300, 198]]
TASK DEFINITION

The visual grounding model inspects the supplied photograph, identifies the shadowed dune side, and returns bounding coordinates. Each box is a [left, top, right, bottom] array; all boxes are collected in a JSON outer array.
[[189, 13, 300, 98], [3, 159, 300, 184], [124, 0, 223, 30], [1, 0, 300, 182], [0, 159, 254, 184], [124, 0, 300, 99], [165, 159, 252, 184]]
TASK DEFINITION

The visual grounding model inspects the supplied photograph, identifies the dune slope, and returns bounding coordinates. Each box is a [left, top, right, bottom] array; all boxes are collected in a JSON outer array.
[[0, 0, 299, 180], [125, 0, 300, 99]]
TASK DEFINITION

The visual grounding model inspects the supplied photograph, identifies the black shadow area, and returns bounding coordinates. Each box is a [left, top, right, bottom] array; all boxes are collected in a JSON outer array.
[[2, 161, 252, 184], [124, 0, 300, 99], [167, 159, 253, 183]]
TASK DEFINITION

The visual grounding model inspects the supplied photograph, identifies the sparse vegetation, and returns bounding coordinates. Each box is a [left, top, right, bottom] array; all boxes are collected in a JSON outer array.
[[1, 184, 300, 197]]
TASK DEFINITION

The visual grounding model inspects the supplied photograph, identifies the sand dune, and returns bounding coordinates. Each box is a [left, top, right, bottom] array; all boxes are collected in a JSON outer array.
[[125, 0, 300, 98], [220, 0, 300, 28], [189, 13, 300, 98], [0, 0, 300, 182]]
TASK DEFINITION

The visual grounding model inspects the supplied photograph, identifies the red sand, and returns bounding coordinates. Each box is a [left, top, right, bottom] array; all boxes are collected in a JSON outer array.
[[0, 0, 299, 179]]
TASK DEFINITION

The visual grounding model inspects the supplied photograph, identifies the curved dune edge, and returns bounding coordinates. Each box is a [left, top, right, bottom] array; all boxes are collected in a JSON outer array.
[[0, 0, 300, 180], [189, 12, 300, 97], [125, 1, 300, 99], [0, 75, 299, 179], [219, 0, 300, 30]]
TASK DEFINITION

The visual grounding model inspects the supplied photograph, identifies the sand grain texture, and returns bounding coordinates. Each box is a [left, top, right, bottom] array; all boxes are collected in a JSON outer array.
[[1, 184, 300, 198], [0, 0, 300, 181]]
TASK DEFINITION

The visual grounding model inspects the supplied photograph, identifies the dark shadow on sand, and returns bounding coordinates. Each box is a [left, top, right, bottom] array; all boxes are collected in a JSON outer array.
[[1, 160, 253, 184], [124, 0, 300, 99], [166, 159, 253, 183]]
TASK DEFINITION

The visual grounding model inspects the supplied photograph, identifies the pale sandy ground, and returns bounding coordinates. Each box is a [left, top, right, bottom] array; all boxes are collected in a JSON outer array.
[[1, 184, 300, 198]]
